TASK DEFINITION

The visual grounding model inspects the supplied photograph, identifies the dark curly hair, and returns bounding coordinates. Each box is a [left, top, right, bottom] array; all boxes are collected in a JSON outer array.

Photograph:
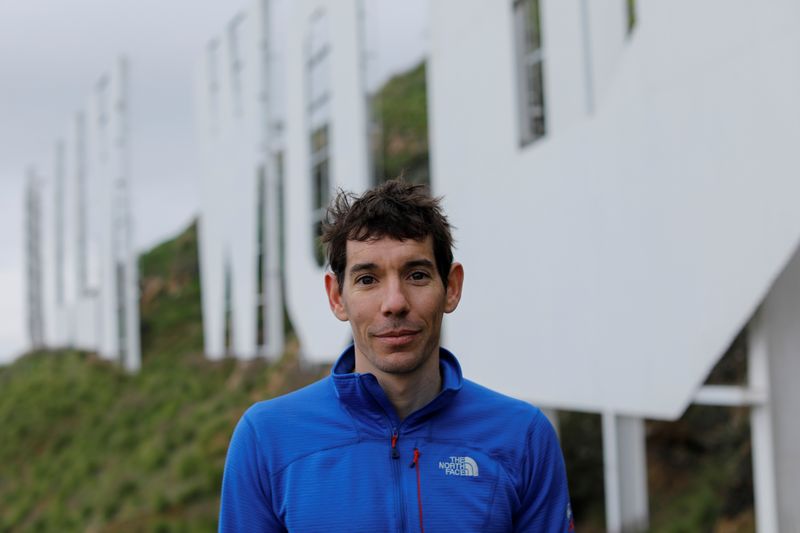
[[321, 179, 455, 291]]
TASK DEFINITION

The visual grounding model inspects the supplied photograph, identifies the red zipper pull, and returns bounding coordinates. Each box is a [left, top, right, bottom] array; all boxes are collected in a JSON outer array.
[[391, 431, 400, 459], [410, 448, 420, 468]]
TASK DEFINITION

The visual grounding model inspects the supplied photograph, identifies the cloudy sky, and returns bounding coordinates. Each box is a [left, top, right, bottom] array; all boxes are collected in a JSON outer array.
[[0, 0, 428, 364]]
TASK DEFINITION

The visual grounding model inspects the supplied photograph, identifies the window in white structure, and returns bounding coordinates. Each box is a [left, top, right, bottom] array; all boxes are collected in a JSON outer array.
[[307, 10, 331, 266], [626, 0, 637, 34], [275, 151, 286, 276], [274, 149, 292, 335], [224, 261, 233, 355], [513, 0, 546, 145], [115, 261, 127, 364], [310, 125, 330, 265], [256, 165, 266, 349]]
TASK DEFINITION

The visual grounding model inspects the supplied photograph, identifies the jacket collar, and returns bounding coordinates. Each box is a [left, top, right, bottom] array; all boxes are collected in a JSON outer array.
[[331, 345, 463, 431]]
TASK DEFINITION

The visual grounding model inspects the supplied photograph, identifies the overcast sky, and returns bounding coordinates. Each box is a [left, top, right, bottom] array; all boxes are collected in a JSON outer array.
[[0, 0, 429, 364]]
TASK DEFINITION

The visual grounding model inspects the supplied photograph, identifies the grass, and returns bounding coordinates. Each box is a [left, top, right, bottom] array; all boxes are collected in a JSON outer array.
[[0, 222, 326, 532]]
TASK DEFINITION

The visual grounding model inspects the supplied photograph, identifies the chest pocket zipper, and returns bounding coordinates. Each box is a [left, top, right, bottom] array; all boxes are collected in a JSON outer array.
[[410, 448, 424, 533]]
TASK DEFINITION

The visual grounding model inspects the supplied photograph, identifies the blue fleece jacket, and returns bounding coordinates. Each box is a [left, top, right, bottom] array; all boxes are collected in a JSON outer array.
[[219, 347, 573, 532]]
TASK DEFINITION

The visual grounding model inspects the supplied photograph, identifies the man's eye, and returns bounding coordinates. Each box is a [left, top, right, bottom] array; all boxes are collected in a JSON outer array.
[[409, 271, 430, 282], [356, 275, 376, 285]]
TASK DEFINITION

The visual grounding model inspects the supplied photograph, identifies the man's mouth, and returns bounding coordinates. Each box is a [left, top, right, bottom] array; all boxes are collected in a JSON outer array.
[[373, 329, 421, 346]]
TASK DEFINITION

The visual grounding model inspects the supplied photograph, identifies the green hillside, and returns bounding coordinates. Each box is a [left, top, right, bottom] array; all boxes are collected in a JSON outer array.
[[371, 61, 430, 184], [0, 222, 326, 532]]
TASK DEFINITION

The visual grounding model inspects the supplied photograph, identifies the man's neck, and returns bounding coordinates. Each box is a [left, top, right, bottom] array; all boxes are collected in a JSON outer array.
[[355, 351, 442, 422]]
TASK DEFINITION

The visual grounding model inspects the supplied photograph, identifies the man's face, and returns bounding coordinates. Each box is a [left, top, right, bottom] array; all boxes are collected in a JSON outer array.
[[325, 236, 463, 377]]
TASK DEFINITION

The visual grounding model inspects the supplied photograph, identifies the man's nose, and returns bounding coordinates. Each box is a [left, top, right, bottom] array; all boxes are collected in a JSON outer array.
[[381, 278, 410, 316]]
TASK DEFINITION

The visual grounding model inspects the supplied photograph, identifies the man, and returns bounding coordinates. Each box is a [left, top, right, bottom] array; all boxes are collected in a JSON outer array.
[[219, 179, 573, 532]]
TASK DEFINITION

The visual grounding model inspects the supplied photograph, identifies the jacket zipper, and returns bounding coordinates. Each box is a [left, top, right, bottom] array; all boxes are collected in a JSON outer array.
[[390, 428, 407, 532]]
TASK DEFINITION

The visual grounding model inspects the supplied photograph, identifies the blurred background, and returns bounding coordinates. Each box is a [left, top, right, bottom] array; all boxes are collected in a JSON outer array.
[[3, 0, 800, 531]]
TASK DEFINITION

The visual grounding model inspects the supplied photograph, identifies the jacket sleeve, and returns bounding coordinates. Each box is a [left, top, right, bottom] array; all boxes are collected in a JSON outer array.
[[513, 410, 574, 532], [219, 414, 286, 532]]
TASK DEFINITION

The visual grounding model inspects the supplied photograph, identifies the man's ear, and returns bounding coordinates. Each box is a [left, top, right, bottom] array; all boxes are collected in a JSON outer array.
[[325, 271, 349, 322], [444, 262, 464, 314]]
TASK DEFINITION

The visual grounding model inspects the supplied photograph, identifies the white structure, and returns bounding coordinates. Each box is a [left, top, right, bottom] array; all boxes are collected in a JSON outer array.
[[427, 0, 800, 531], [755, 246, 800, 531], [37, 122, 85, 350], [193, 1, 799, 528], [90, 59, 141, 373], [28, 58, 140, 373], [282, 0, 371, 360], [196, 0, 286, 360], [24, 169, 45, 350], [197, 0, 371, 361]]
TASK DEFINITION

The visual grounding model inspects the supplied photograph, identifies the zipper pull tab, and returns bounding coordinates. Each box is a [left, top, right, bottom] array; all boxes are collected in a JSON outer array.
[[391, 430, 400, 459], [410, 448, 420, 468]]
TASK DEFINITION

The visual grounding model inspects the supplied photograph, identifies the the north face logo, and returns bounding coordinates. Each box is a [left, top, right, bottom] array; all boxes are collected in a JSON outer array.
[[438, 456, 479, 477]]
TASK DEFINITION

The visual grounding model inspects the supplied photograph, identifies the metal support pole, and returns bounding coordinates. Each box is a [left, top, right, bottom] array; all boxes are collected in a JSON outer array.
[[748, 313, 778, 533], [603, 412, 649, 533], [602, 411, 622, 533], [618, 416, 649, 531]]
